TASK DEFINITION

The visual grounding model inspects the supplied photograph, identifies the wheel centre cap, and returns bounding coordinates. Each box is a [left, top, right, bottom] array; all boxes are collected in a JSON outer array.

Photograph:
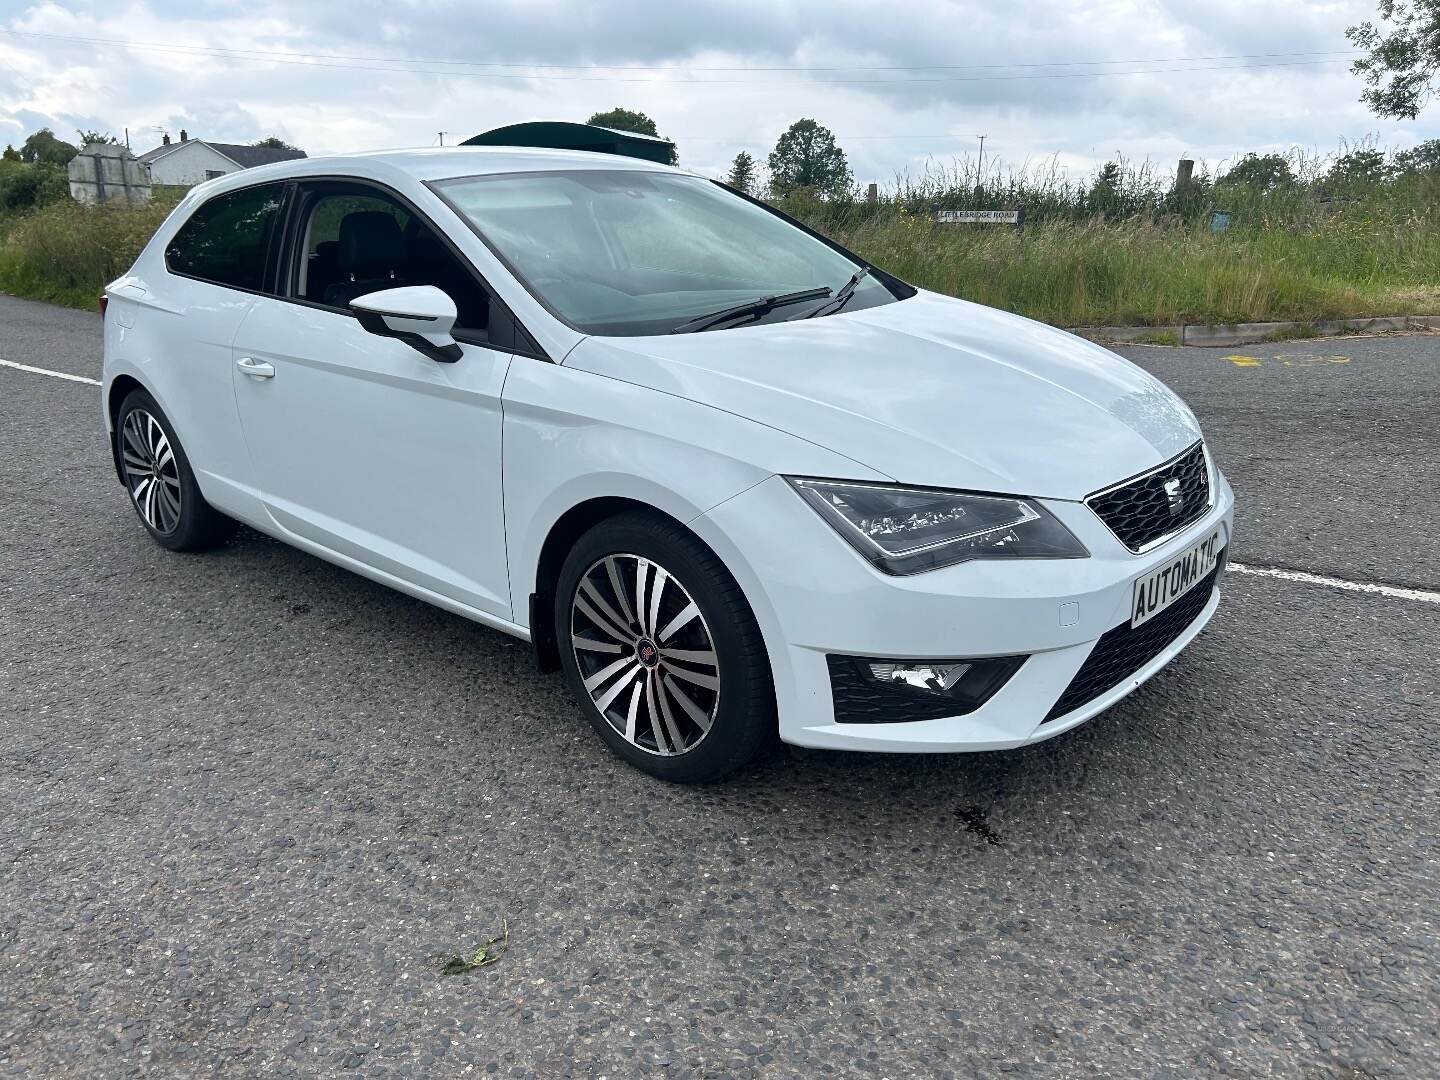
[[636, 639, 660, 668]]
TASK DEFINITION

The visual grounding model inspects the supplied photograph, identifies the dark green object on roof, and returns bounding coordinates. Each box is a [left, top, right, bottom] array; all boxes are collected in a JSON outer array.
[[462, 122, 676, 165]]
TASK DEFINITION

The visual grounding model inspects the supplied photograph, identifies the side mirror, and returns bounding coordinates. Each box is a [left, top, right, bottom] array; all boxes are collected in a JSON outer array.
[[351, 285, 463, 363]]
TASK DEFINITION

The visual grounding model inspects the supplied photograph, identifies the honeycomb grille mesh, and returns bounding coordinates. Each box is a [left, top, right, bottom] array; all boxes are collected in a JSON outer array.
[[1043, 553, 1222, 723], [1087, 443, 1210, 552]]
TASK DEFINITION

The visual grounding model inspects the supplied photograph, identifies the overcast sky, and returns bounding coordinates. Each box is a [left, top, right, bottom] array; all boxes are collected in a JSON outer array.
[[2, 0, 1437, 184]]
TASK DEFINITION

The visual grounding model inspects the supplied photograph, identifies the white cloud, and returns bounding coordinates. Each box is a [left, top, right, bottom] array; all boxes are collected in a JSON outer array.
[[1, 0, 1436, 180]]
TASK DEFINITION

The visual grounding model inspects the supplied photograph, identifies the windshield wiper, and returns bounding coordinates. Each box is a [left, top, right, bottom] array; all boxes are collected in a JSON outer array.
[[804, 266, 869, 319], [671, 286, 832, 334]]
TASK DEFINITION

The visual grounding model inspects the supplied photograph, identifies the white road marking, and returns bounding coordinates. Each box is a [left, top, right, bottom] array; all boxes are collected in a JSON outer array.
[[0, 357, 101, 386], [2, 354, 1437, 606], [1228, 562, 1439, 604]]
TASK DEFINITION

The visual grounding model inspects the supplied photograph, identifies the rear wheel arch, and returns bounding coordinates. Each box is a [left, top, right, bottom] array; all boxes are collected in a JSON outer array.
[[106, 374, 146, 483]]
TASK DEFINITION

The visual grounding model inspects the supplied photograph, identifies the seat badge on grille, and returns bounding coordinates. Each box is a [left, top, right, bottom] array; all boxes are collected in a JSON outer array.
[[1163, 477, 1184, 516]]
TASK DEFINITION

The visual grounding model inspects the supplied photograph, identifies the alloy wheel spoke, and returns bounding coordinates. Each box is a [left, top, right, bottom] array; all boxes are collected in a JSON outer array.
[[663, 676, 713, 734], [634, 558, 652, 636], [573, 635, 624, 655], [583, 653, 635, 693], [659, 647, 716, 668], [122, 416, 146, 457], [604, 557, 636, 626], [655, 676, 688, 748], [593, 664, 641, 714], [623, 680, 642, 743], [142, 478, 160, 527], [158, 483, 181, 526], [647, 568, 668, 643], [657, 601, 699, 644], [580, 579, 634, 642], [643, 671, 666, 753], [665, 663, 719, 692], [575, 591, 632, 645]]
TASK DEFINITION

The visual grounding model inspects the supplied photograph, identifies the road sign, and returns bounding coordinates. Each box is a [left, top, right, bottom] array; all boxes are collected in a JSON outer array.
[[936, 209, 1024, 225]]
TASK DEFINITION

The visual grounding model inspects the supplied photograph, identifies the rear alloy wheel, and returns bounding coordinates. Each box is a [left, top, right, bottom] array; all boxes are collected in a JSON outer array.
[[116, 389, 237, 552], [120, 407, 183, 535], [556, 512, 775, 782]]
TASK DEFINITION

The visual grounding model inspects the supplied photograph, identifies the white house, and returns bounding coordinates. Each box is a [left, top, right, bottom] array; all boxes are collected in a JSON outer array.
[[137, 130, 306, 186]]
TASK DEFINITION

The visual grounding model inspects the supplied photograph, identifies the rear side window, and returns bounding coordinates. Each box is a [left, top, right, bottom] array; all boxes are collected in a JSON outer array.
[[166, 183, 285, 292]]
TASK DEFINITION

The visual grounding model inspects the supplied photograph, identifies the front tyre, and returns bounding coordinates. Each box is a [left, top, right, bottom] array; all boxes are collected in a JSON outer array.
[[555, 511, 776, 783], [116, 389, 237, 552]]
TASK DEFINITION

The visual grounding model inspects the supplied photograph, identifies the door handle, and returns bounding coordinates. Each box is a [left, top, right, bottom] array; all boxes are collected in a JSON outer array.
[[236, 356, 275, 379]]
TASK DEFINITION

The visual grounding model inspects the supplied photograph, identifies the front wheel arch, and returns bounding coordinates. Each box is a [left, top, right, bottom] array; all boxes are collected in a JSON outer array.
[[530, 497, 695, 672]]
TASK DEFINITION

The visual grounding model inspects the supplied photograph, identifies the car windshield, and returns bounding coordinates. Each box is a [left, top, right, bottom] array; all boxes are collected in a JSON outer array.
[[432, 170, 901, 336]]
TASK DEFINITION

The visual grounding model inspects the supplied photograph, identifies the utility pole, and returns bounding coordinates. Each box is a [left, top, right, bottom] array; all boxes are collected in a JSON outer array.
[[976, 134, 988, 196], [437, 132, 445, 146]]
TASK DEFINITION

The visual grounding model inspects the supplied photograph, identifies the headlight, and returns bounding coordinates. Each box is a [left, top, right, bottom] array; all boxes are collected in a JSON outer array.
[[787, 477, 1088, 575]]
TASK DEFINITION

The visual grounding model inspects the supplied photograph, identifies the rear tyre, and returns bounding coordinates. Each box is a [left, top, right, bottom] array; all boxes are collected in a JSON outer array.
[[555, 511, 776, 783], [116, 389, 237, 552]]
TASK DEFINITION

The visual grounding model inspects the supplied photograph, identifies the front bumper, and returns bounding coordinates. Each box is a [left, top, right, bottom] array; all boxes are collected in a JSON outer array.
[[691, 467, 1236, 752]]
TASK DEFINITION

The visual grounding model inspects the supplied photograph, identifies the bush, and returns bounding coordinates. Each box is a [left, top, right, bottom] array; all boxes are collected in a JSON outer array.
[[0, 161, 70, 213]]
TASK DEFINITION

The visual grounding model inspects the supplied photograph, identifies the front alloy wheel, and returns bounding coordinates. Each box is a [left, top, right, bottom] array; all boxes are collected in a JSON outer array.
[[555, 511, 776, 783], [570, 553, 721, 757]]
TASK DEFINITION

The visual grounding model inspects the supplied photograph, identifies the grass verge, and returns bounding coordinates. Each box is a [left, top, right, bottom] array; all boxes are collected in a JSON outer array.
[[2, 183, 1438, 330]]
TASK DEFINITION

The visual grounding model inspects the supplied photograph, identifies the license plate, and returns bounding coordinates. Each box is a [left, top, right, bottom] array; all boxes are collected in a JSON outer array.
[[1131, 527, 1223, 628]]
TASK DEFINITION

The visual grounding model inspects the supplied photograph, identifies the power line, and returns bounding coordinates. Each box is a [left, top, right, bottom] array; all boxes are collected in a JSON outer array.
[[0, 29, 1359, 84]]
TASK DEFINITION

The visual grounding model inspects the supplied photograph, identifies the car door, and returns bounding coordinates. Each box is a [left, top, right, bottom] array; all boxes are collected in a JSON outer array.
[[230, 179, 519, 620]]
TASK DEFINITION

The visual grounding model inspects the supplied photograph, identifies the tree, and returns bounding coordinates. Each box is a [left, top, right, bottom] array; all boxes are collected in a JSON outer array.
[[1348, 1, 1440, 118], [767, 119, 851, 198], [253, 136, 303, 152], [76, 129, 119, 147], [1, 144, 19, 163], [18, 128, 78, 167], [725, 151, 757, 194], [584, 107, 677, 164], [1325, 147, 1391, 185], [1393, 137, 1440, 171], [1218, 153, 1295, 190]]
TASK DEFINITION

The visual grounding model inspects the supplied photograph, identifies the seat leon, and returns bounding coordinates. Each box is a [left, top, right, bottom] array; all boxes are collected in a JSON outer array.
[[101, 147, 1235, 782]]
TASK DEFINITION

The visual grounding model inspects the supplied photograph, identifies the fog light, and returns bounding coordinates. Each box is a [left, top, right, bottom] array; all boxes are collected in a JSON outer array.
[[828, 653, 1028, 724], [866, 661, 973, 693]]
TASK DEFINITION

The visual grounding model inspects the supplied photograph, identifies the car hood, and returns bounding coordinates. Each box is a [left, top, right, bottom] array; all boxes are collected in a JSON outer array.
[[565, 290, 1202, 500]]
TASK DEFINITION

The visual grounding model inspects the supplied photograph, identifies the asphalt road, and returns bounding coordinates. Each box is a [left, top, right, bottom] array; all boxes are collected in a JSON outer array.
[[1, 291, 1437, 1079]]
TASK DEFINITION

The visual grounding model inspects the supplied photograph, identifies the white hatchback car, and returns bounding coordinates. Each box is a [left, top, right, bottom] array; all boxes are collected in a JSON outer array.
[[102, 147, 1234, 781]]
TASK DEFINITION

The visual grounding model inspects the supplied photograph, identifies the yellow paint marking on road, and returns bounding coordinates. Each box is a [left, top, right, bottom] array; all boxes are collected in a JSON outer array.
[[1224, 355, 1262, 367], [1280, 354, 1351, 367]]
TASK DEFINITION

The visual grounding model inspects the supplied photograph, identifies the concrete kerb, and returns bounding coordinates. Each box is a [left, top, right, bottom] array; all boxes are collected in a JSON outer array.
[[1071, 314, 1440, 347]]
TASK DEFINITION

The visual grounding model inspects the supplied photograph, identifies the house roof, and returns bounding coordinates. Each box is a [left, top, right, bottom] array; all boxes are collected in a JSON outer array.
[[205, 142, 307, 168], [136, 140, 307, 168]]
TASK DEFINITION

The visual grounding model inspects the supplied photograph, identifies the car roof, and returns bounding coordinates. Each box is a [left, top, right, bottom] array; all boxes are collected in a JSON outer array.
[[195, 145, 688, 193]]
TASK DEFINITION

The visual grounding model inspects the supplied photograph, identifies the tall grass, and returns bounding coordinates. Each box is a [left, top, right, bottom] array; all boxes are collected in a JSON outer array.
[[2, 147, 1438, 326], [779, 154, 1440, 325], [0, 194, 181, 308]]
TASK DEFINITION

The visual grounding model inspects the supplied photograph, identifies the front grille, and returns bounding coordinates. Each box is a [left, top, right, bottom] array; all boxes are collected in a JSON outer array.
[[1043, 551, 1223, 723], [1087, 442, 1210, 552]]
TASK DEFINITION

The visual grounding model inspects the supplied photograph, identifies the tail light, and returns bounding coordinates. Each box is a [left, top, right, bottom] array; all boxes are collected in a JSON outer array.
[[99, 293, 109, 318]]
